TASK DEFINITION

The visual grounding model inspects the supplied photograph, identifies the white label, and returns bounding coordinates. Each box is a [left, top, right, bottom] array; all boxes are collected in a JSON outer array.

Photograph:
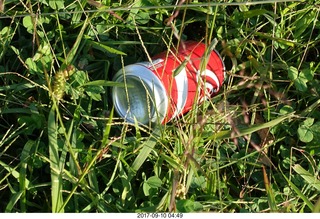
[[138, 59, 164, 70], [197, 69, 220, 101], [172, 68, 188, 119]]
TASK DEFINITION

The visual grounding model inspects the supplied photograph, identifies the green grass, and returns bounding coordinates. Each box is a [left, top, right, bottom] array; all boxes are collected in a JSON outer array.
[[1, 0, 320, 213]]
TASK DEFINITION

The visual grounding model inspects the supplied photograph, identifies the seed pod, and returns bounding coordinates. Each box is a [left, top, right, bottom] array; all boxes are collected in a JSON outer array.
[[52, 65, 76, 101]]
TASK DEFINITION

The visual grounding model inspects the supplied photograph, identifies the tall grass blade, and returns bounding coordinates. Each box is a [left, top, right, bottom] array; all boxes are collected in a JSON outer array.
[[81, 80, 127, 87], [208, 112, 295, 140], [293, 164, 320, 191], [280, 167, 314, 212], [5, 191, 23, 212], [160, 154, 184, 172], [314, 198, 320, 213], [131, 128, 161, 173], [119, 161, 134, 207], [88, 41, 127, 55], [262, 166, 277, 212], [46, 12, 92, 212], [19, 140, 34, 212], [61, 106, 115, 211], [101, 106, 114, 147], [48, 106, 64, 213], [0, 161, 31, 187], [64, 17, 90, 66]]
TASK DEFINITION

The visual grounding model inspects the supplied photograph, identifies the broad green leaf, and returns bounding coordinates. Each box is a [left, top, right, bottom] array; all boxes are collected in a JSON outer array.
[[0, 82, 34, 92], [288, 66, 311, 92], [302, 117, 314, 127], [49, 0, 64, 10], [135, 11, 150, 25], [310, 122, 320, 144], [1, 107, 32, 114], [300, 68, 314, 81], [191, 175, 206, 190], [38, 0, 48, 6], [0, 26, 10, 35], [18, 114, 45, 135], [126, 0, 143, 23], [279, 105, 294, 115], [145, 176, 162, 188], [25, 58, 40, 74], [281, 2, 300, 15], [33, 43, 51, 61], [143, 176, 162, 196], [10, 45, 20, 56], [22, 15, 50, 34], [176, 199, 203, 212], [85, 85, 105, 101], [239, 4, 248, 12], [71, 70, 87, 86], [142, 183, 151, 196], [298, 125, 313, 143], [288, 66, 298, 80], [22, 16, 33, 33], [294, 77, 307, 92]]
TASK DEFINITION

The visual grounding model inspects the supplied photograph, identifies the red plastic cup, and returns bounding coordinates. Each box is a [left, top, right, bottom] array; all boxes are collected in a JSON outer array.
[[112, 41, 225, 125]]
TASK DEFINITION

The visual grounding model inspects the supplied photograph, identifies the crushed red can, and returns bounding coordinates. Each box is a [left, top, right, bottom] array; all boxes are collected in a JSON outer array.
[[112, 41, 225, 125]]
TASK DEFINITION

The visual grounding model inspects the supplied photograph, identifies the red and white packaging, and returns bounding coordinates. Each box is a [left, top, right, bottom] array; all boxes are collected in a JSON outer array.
[[112, 41, 225, 125]]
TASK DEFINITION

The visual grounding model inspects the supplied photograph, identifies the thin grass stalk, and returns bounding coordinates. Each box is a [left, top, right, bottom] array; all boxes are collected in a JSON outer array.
[[46, 11, 92, 213], [59, 107, 115, 211], [69, 105, 82, 211], [207, 4, 219, 44], [52, 99, 97, 211], [49, 15, 92, 212], [85, 145, 123, 211]]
